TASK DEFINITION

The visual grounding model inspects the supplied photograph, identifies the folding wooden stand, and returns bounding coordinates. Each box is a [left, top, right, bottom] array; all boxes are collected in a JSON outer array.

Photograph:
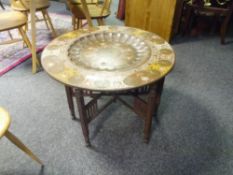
[[65, 78, 165, 146]]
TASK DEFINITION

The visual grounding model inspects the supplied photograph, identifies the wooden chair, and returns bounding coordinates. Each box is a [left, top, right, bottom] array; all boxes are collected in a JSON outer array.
[[72, 0, 99, 4], [0, 107, 43, 165], [183, 0, 233, 44], [10, 0, 57, 37], [0, 11, 40, 72], [67, 0, 112, 30]]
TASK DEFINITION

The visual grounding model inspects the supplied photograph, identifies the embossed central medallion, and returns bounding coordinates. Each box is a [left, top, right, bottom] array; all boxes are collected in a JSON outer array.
[[68, 32, 151, 71]]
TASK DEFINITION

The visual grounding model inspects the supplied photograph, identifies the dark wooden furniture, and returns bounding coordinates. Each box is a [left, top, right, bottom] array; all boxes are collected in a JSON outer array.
[[116, 0, 125, 20], [183, 0, 233, 44], [125, 0, 182, 42], [65, 79, 165, 146], [173, 0, 187, 36]]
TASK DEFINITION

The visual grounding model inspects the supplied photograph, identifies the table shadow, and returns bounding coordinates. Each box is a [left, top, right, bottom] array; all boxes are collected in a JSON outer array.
[[88, 88, 230, 175]]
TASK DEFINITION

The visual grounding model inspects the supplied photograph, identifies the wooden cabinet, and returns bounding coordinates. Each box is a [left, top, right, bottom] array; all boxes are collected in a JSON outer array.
[[125, 0, 181, 41]]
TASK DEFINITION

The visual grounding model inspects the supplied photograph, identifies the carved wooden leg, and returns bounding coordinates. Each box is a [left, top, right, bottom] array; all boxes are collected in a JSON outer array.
[[143, 84, 157, 143], [5, 131, 43, 165], [154, 78, 165, 115], [75, 89, 91, 146], [65, 86, 76, 120]]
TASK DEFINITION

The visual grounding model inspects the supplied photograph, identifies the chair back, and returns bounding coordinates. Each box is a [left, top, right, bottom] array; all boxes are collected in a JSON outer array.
[[67, 0, 112, 17], [67, 0, 87, 19], [100, 0, 112, 15], [72, 0, 99, 4], [67, 0, 93, 27], [11, 0, 49, 11]]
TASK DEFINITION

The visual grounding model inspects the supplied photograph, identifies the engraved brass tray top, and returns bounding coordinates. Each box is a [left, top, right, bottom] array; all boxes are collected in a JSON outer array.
[[41, 26, 175, 91]]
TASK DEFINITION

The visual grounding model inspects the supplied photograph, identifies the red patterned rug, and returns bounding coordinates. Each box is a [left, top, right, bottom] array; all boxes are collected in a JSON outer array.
[[0, 7, 74, 76]]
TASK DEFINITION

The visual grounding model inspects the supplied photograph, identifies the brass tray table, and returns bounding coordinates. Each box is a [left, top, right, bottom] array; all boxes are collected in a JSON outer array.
[[41, 26, 175, 146]]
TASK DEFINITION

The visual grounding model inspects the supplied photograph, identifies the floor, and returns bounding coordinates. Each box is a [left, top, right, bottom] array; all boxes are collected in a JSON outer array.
[[0, 1, 233, 175]]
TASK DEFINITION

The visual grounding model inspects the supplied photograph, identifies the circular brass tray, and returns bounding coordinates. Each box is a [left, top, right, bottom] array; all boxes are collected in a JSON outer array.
[[68, 32, 151, 71], [41, 26, 175, 91]]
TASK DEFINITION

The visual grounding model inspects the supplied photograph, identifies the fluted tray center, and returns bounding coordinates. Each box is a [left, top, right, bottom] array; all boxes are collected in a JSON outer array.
[[68, 32, 151, 71]]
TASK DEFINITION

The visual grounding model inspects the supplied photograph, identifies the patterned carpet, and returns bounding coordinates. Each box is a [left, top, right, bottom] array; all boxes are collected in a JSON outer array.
[[0, 5, 73, 76]]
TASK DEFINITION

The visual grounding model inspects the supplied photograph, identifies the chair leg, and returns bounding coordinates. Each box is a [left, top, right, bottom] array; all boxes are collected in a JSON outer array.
[[182, 5, 193, 35], [42, 9, 57, 37], [78, 19, 82, 29], [97, 19, 101, 26], [220, 25, 227, 44], [18, 27, 32, 50], [41, 10, 50, 30], [97, 18, 105, 26], [72, 16, 76, 30], [24, 12, 29, 32], [7, 31, 13, 40], [75, 18, 78, 30], [220, 13, 232, 44], [100, 19, 105, 25], [17, 29, 26, 48], [73, 18, 82, 30], [18, 26, 40, 73], [5, 130, 43, 165]]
